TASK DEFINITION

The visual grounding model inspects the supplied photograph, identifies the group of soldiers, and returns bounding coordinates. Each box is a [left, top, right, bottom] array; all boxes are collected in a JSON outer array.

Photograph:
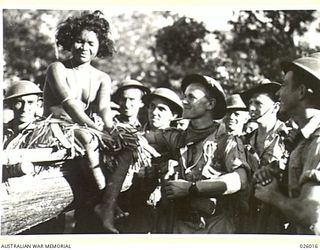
[[3, 52, 320, 235], [2, 9, 320, 236]]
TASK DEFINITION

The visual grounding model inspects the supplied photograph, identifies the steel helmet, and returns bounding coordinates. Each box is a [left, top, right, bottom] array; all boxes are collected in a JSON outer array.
[[4, 80, 42, 101], [143, 88, 183, 117], [112, 79, 150, 102]]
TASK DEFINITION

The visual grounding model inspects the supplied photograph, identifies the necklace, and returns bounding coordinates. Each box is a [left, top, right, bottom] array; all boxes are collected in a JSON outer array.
[[70, 60, 92, 110]]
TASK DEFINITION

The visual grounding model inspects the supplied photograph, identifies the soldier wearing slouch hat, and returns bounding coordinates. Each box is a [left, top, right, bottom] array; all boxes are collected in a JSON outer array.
[[255, 53, 320, 235], [240, 80, 289, 233], [144, 74, 250, 233]]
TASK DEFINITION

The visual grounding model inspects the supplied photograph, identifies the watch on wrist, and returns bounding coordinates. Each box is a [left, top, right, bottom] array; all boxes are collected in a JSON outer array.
[[189, 182, 199, 196]]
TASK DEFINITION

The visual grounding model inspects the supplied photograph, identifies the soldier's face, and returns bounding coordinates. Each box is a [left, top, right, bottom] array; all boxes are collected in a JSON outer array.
[[248, 93, 276, 122], [147, 97, 176, 130], [119, 88, 144, 118], [277, 71, 299, 117], [224, 110, 249, 134], [12, 95, 39, 124], [182, 83, 212, 119]]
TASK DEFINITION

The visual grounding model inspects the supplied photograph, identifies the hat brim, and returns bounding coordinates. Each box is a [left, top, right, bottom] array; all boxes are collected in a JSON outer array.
[[112, 84, 150, 102], [181, 74, 226, 119], [4, 91, 43, 101], [142, 94, 183, 117], [240, 83, 281, 105], [226, 106, 248, 111], [281, 60, 320, 82]]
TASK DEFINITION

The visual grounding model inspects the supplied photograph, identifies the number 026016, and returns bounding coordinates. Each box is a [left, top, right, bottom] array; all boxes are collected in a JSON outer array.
[[300, 244, 318, 248]]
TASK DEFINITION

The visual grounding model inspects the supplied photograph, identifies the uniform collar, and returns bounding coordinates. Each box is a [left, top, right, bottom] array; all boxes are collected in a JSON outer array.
[[300, 109, 320, 139], [4, 120, 35, 135], [115, 115, 142, 129], [183, 122, 219, 145]]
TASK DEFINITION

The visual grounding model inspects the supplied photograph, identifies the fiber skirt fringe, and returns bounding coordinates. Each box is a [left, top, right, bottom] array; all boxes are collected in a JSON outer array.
[[4, 115, 152, 175]]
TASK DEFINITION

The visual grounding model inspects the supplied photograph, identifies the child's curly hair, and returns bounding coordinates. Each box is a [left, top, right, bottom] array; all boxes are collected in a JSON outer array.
[[56, 10, 114, 58]]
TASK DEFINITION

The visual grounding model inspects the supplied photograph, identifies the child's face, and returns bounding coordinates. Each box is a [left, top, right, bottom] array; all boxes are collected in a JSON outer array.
[[72, 29, 99, 64]]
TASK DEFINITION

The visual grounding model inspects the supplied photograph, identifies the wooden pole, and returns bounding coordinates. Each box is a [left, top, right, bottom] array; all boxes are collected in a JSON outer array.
[[1, 148, 72, 165], [1, 150, 135, 235], [1, 170, 74, 235], [1, 153, 102, 235]]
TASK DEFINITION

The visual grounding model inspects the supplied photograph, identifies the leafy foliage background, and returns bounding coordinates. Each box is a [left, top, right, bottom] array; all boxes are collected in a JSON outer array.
[[3, 9, 320, 97]]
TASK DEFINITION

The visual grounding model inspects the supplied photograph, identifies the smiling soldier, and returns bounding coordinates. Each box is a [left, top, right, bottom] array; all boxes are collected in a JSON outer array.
[[254, 53, 320, 235], [144, 74, 250, 233]]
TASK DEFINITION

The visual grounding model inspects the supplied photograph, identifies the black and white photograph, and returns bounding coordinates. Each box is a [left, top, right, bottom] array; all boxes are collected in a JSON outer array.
[[1, 2, 320, 249]]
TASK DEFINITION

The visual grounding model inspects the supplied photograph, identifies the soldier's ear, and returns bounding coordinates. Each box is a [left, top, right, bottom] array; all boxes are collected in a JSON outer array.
[[298, 84, 308, 100], [207, 98, 216, 111], [36, 99, 43, 116], [273, 102, 280, 113], [138, 99, 145, 108], [37, 98, 43, 107]]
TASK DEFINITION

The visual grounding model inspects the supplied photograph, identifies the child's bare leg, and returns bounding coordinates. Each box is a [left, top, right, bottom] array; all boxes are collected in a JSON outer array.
[[86, 146, 106, 190], [74, 130, 106, 190], [94, 149, 132, 233]]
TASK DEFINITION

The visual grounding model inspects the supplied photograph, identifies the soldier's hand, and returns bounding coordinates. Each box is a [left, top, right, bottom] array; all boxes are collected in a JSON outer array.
[[253, 166, 273, 185], [164, 179, 191, 199], [254, 179, 280, 203], [253, 163, 280, 186]]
